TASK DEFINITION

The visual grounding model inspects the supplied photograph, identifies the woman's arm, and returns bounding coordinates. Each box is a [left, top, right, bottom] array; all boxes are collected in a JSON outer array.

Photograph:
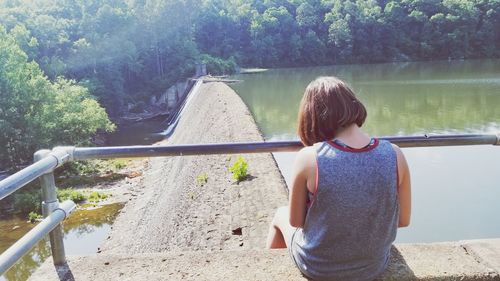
[[392, 144, 411, 227], [289, 146, 317, 228]]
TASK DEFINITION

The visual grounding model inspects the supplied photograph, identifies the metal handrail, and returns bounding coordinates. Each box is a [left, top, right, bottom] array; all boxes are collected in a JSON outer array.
[[0, 148, 72, 201], [0, 132, 498, 276], [0, 200, 76, 274], [73, 133, 499, 160], [1, 134, 498, 200]]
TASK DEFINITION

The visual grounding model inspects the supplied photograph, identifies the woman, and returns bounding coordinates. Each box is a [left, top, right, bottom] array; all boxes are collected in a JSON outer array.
[[266, 76, 411, 281]]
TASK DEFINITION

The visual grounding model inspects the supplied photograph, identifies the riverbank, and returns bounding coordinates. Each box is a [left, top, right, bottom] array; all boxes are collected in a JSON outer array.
[[100, 81, 288, 253], [0, 157, 150, 281]]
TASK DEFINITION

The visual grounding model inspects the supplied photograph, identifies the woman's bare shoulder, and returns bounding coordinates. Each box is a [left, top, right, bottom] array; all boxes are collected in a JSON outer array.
[[390, 143, 404, 157], [297, 145, 316, 159], [295, 146, 317, 172]]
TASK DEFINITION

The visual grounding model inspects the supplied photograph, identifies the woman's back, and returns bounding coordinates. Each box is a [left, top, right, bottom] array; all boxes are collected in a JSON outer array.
[[266, 76, 410, 281], [291, 139, 399, 281]]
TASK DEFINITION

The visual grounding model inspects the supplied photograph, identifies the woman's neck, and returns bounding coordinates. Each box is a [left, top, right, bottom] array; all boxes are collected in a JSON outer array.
[[334, 124, 371, 149]]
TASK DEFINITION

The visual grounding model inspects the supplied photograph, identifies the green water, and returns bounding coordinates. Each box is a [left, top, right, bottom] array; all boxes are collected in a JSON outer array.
[[231, 59, 500, 243], [105, 119, 165, 146], [0, 203, 123, 281]]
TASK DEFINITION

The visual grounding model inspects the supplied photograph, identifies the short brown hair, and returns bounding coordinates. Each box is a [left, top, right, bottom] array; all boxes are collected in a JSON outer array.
[[298, 76, 367, 146]]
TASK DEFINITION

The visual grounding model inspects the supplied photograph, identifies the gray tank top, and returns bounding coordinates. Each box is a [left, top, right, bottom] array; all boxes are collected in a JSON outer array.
[[291, 139, 399, 281]]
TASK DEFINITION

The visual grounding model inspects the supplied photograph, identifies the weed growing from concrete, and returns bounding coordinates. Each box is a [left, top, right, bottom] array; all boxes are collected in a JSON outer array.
[[230, 156, 248, 182], [197, 173, 209, 186]]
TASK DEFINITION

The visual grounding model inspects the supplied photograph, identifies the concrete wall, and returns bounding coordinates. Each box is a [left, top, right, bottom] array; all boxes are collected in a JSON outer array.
[[154, 81, 189, 110]]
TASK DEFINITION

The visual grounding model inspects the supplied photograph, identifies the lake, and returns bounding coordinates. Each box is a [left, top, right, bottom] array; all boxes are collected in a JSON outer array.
[[231, 59, 500, 243]]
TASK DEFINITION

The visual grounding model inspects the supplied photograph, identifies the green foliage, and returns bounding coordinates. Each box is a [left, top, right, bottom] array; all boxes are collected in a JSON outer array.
[[88, 191, 108, 203], [28, 211, 42, 223], [0, 0, 498, 73], [230, 156, 249, 182], [61, 159, 128, 178], [13, 192, 41, 215], [111, 159, 128, 170], [1, 0, 498, 101], [57, 188, 87, 203], [0, 26, 114, 169], [196, 173, 209, 186], [62, 161, 101, 177], [200, 54, 237, 75], [45, 79, 115, 146]]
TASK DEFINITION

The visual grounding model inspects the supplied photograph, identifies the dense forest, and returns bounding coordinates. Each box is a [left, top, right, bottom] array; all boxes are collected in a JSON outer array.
[[1, 0, 499, 168]]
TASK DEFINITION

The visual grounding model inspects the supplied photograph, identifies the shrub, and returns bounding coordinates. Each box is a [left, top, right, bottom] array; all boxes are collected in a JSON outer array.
[[229, 156, 248, 182], [28, 211, 42, 223], [13, 192, 41, 215]]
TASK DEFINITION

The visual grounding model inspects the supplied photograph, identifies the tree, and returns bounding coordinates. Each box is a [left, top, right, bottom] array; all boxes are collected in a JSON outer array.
[[0, 25, 113, 169]]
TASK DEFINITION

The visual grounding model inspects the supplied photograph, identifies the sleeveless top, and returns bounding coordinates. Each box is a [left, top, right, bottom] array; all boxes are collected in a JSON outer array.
[[290, 139, 399, 281]]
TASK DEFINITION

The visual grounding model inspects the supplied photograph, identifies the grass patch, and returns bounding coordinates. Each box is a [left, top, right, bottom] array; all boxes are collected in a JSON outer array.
[[57, 188, 87, 203], [88, 191, 109, 203], [110, 159, 128, 170], [1, 159, 129, 218]]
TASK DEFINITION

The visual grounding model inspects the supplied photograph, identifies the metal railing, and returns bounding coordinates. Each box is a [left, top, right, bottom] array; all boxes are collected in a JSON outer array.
[[0, 201, 75, 274], [0, 148, 76, 274], [0, 133, 499, 275]]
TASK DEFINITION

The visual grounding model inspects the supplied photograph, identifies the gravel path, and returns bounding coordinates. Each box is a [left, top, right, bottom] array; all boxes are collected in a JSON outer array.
[[101, 82, 288, 253]]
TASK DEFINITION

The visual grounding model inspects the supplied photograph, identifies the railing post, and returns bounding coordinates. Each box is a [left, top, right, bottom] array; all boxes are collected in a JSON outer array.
[[33, 150, 66, 265]]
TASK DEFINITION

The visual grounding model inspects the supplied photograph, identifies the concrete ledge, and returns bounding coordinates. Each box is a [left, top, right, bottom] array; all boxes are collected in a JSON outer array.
[[462, 239, 500, 274], [381, 240, 500, 281], [29, 239, 500, 281]]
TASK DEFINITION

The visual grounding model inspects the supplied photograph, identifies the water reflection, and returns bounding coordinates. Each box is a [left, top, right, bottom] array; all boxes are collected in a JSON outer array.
[[231, 59, 500, 138], [0, 203, 123, 281], [231, 59, 500, 243], [105, 119, 165, 146]]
